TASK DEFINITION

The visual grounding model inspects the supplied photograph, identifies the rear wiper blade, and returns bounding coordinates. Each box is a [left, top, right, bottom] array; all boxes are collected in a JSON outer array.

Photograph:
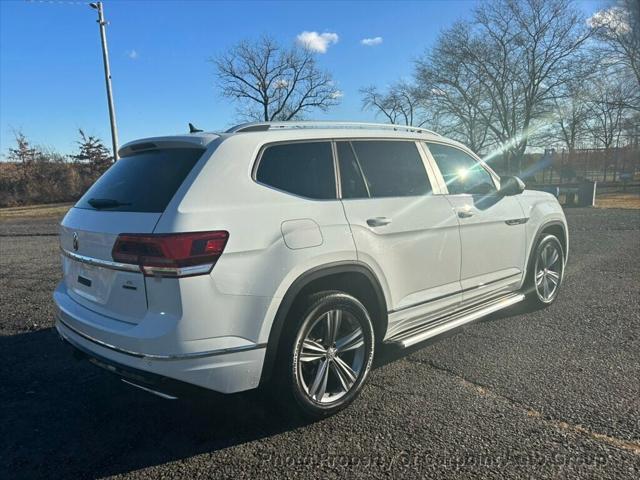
[[87, 198, 132, 209]]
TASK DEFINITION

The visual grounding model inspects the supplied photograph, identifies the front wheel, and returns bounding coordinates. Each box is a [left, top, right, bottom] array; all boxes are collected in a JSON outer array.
[[525, 234, 565, 307], [277, 291, 375, 418]]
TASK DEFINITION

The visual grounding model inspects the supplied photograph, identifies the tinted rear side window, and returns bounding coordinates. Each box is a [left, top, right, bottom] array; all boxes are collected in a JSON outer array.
[[76, 148, 204, 213], [351, 141, 431, 198], [256, 142, 336, 199]]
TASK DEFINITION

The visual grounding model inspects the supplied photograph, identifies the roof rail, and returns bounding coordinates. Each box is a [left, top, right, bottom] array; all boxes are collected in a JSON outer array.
[[225, 121, 441, 136]]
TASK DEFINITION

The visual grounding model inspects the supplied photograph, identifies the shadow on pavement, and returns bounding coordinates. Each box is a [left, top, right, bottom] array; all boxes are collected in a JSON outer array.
[[0, 328, 311, 479], [0, 300, 537, 479]]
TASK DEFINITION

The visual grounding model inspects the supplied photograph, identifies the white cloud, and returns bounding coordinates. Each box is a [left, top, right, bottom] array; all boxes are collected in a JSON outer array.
[[296, 31, 339, 53], [126, 49, 139, 60], [330, 90, 344, 99], [587, 7, 630, 33], [361, 36, 383, 47]]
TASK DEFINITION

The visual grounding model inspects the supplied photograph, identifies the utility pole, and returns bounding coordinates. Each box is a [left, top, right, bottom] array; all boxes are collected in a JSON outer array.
[[90, 2, 119, 160]]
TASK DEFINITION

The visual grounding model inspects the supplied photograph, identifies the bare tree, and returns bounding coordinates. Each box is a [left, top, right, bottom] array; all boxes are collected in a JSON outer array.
[[213, 36, 341, 121], [589, 0, 640, 88], [413, 0, 591, 173], [586, 77, 632, 149], [360, 82, 425, 126], [6, 131, 37, 181], [551, 76, 593, 152], [415, 22, 495, 153]]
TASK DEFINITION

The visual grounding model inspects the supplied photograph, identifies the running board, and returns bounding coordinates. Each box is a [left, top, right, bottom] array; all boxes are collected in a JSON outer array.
[[385, 292, 525, 349]]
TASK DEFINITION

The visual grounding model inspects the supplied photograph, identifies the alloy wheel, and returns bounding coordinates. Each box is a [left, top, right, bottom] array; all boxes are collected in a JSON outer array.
[[534, 241, 563, 302], [296, 308, 366, 404]]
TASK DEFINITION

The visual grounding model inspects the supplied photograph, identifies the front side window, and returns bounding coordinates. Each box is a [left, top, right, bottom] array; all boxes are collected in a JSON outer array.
[[348, 141, 431, 198], [256, 142, 336, 199], [426, 143, 496, 195]]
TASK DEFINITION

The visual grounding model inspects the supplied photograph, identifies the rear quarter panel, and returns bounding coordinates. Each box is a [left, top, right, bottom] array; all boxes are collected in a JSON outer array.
[[152, 134, 359, 344]]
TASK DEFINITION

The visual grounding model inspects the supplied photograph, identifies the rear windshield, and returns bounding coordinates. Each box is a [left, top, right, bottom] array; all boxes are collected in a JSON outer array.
[[75, 147, 204, 213]]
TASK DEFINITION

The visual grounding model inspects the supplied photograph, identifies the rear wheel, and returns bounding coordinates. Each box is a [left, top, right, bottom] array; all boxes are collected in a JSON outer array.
[[525, 234, 565, 307], [276, 291, 375, 418]]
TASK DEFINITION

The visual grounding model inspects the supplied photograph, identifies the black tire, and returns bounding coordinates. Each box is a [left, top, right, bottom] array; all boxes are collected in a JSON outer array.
[[524, 234, 565, 308], [273, 291, 375, 419]]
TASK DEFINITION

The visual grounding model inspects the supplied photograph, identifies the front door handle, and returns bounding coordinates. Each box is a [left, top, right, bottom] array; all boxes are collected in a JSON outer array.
[[367, 217, 392, 227], [457, 210, 474, 219]]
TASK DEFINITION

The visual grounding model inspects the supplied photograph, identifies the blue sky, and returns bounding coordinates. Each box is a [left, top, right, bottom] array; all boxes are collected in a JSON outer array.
[[0, 0, 603, 155]]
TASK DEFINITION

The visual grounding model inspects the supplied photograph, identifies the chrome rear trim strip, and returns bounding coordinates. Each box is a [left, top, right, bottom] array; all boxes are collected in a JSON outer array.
[[57, 314, 267, 360], [61, 248, 140, 273], [61, 248, 215, 277], [120, 379, 178, 400]]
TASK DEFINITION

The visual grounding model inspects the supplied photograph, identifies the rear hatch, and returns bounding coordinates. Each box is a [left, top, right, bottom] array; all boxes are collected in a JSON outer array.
[[60, 146, 205, 324]]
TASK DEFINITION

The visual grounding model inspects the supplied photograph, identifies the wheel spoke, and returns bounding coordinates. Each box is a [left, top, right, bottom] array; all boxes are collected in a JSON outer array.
[[300, 339, 326, 362], [332, 356, 357, 390], [547, 270, 560, 286], [325, 310, 342, 345], [535, 269, 545, 286], [542, 245, 551, 267], [308, 359, 330, 401], [335, 327, 364, 353], [547, 248, 559, 267], [298, 306, 367, 404], [543, 276, 550, 299], [330, 360, 353, 392]]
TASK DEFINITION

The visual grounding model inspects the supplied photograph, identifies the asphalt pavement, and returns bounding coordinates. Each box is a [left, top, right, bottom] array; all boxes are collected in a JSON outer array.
[[1, 207, 639, 479]]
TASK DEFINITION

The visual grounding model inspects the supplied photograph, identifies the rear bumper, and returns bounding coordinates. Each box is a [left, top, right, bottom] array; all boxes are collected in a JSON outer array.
[[54, 286, 267, 394], [57, 326, 206, 399]]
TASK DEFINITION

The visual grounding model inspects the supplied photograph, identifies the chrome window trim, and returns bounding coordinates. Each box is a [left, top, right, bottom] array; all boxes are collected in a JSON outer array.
[[251, 136, 443, 202], [330, 140, 343, 199], [57, 314, 267, 360], [334, 140, 372, 199], [61, 248, 141, 273]]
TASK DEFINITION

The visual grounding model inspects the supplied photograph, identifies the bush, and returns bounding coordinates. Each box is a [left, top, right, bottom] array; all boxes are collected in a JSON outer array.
[[0, 131, 112, 207]]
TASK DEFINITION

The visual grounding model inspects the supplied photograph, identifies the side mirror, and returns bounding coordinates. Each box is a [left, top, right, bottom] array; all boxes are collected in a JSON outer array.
[[499, 176, 525, 196]]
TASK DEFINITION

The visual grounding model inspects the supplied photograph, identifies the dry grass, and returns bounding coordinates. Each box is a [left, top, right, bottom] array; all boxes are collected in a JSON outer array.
[[0, 203, 73, 221], [595, 193, 640, 210]]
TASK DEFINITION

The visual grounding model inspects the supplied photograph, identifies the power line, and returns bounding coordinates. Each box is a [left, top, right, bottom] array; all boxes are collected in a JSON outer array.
[[25, 1, 92, 5]]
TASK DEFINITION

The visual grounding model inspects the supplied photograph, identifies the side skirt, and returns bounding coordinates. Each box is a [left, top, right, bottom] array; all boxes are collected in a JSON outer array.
[[384, 292, 525, 349]]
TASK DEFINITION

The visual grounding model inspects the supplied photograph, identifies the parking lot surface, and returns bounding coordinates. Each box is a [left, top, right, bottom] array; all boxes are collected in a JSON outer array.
[[1, 208, 639, 479]]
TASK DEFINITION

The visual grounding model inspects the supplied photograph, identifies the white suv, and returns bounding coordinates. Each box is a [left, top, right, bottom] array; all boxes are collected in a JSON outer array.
[[54, 121, 568, 417]]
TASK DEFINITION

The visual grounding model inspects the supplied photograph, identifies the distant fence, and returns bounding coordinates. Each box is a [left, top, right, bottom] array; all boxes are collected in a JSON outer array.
[[523, 147, 640, 185]]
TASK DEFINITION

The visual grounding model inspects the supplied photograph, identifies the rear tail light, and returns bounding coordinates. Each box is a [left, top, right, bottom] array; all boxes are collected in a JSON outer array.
[[112, 231, 229, 277]]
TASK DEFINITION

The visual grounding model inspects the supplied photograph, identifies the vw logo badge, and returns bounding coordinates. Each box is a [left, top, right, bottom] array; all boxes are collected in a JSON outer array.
[[72, 232, 79, 252]]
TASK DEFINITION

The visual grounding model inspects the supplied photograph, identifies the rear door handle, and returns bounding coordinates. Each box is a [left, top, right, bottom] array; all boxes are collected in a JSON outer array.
[[367, 217, 392, 227], [457, 210, 474, 219]]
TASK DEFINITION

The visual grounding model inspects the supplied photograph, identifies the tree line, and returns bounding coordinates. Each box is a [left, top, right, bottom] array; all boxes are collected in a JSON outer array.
[[2, 0, 637, 207], [215, 0, 639, 175], [0, 130, 112, 207], [362, 0, 639, 174]]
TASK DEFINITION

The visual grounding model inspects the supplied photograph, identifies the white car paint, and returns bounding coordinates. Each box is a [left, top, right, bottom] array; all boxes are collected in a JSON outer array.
[[53, 122, 568, 395]]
